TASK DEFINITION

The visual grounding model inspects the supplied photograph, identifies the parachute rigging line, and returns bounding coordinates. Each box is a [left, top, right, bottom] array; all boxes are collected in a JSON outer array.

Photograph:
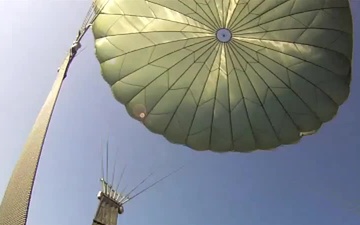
[[115, 165, 127, 194], [111, 147, 121, 188], [122, 172, 155, 202], [106, 139, 109, 186], [123, 164, 185, 204], [81, 0, 109, 30], [73, 0, 110, 46]]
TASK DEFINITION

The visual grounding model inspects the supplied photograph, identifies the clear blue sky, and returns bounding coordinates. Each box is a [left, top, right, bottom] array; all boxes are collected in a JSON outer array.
[[1, 1, 360, 225]]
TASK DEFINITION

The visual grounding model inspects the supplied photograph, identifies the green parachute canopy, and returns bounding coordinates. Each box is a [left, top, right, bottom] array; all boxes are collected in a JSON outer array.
[[92, 0, 353, 152]]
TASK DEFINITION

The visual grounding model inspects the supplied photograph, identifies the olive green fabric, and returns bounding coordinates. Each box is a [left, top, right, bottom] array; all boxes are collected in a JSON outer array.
[[93, 0, 353, 152]]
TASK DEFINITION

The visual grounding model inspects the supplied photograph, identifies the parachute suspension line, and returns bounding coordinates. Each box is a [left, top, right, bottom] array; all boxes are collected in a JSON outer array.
[[110, 147, 121, 188], [81, 1, 97, 29], [70, 0, 109, 58], [115, 165, 127, 194], [75, 46, 87, 57], [80, 0, 110, 31], [105, 139, 110, 194], [119, 185, 128, 198], [100, 137, 107, 193], [123, 165, 186, 204], [97, 143, 188, 205], [123, 172, 155, 201], [100, 138, 105, 179]]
